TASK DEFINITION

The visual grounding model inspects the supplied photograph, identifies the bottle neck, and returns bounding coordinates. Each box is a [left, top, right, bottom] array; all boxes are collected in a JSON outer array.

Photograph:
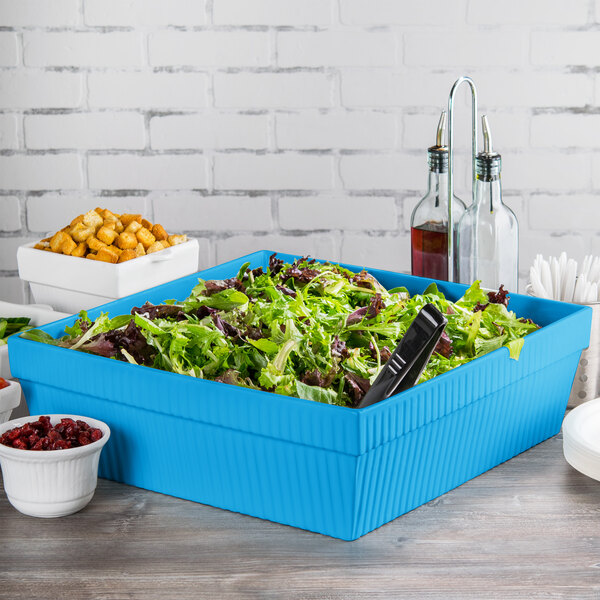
[[474, 176, 503, 211], [426, 170, 448, 205]]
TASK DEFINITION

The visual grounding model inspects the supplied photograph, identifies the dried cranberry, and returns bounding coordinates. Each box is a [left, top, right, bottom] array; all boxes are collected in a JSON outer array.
[[90, 429, 103, 442], [0, 416, 102, 451], [7, 428, 21, 441], [77, 433, 92, 446], [13, 438, 28, 450]]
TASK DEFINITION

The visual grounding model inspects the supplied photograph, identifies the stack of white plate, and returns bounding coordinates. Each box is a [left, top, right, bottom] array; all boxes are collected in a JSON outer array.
[[563, 398, 600, 481]]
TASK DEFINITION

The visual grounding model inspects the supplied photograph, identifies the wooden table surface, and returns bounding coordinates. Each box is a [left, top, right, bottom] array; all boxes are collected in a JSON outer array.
[[1, 432, 600, 600]]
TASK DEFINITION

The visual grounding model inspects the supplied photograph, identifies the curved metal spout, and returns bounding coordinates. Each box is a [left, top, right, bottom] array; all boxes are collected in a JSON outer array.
[[435, 110, 447, 147], [447, 77, 478, 283]]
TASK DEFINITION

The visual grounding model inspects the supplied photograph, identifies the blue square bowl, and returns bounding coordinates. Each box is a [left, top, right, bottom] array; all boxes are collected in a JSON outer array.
[[8, 251, 592, 539]]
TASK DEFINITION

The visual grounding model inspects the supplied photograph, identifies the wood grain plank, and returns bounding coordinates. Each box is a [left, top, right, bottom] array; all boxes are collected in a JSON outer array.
[[1, 434, 600, 599]]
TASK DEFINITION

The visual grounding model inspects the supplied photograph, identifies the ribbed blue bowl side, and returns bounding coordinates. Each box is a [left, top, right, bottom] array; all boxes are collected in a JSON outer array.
[[22, 380, 358, 540], [9, 251, 593, 540], [351, 352, 579, 539]]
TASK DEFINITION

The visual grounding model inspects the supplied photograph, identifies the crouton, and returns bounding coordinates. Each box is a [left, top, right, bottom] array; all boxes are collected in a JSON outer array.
[[118, 249, 137, 263], [96, 246, 119, 264], [61, 235, 77, 256], [82, 209, 104, 231], [87, 236, 107, 252], [151, 223, 168, 241], [69, 222, 94, 243], [120, 213, 142, 227], [116, 231, 138, 250], [50, 231, 69, 253], [136, 227, 155, 249], [168, 234, 188, 246], [124, 220, 142, 234], [71, 242, 88, 258], [70, 214, 84, 228], [34, 207, 189, 266], [146, 241, 166, 254], [97, 225, 118, 245]]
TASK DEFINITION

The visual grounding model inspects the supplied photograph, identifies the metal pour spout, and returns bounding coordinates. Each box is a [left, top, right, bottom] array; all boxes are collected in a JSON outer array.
[[435, 111, 447, 147], [477, 114, 501, 181], [482, 115, 492, 153]]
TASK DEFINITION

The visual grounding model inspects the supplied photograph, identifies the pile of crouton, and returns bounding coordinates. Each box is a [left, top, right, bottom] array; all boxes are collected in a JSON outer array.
[[34, 208, 188, 264]]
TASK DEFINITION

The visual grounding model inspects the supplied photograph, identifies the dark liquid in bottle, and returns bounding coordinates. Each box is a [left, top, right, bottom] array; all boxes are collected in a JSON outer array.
[[411, 222, 448, 280]]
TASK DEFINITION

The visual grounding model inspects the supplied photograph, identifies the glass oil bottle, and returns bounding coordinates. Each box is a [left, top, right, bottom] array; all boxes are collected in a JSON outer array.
[[410, 111, 467, 281], [457, 115, 518, 291]]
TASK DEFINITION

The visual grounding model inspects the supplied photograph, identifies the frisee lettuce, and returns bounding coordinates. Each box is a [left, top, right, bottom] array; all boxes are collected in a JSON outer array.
[[21, 255, 540, 407]]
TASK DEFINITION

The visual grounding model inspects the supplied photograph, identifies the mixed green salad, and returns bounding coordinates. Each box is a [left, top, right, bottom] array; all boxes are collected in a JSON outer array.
[[24, 255, 539, 407], [1, 317, 32, 346]]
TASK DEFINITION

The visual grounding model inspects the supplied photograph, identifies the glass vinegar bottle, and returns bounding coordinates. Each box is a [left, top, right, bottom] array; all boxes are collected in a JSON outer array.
[[410, 111, 467, 281], [457, 115, 518, 291]]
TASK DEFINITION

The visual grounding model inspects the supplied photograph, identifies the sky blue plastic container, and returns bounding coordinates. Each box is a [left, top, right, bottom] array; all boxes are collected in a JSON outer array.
[[8, 251, 592, 540]]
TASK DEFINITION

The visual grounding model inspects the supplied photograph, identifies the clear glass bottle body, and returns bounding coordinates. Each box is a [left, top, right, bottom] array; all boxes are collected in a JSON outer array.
[[457, 175, 518, 291], [411, 169, 466, 281]]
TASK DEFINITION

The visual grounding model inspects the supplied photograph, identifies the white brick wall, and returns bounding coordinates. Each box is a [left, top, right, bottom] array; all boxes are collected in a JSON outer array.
[[214, 73, 333, 108], [84, 0, 206, 27], [0, 114, 19, 150], [0, 155, 83, 191], [88, 155, 208, 190], [153, 194, 273, 232], [0, 1, 598, 303], [149, 32, 270, 68], [25, 113, 146, 150], [467, 0, 589, 25], [214, 154, 334, 190], [88, 73, 209, 109], [212, 0, 333, 26], [0, 0, 79, 27], [0, 197, 21, 231], [275, 112, 397, 150], [23, 32, 144, 68], [150, 114, 268, 150], [0, 33, 19, 68], [277, 31, 397, 68], [278, 196, 398, 231], [340, 0, 461, 26], [0, 71, 83, 108], [531, 32, 600, 66]]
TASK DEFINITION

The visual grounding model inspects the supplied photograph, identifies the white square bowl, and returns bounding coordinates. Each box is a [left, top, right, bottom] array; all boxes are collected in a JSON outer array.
[[0, 301, 71, 380], [17, 238, 200, 313], [0, 379, 22, 424]]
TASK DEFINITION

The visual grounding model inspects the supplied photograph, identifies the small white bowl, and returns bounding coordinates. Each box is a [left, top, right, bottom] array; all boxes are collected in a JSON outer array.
[[563, 398, 600, 482], [0, 379, 22, 424], [0, 414, 110, 518]]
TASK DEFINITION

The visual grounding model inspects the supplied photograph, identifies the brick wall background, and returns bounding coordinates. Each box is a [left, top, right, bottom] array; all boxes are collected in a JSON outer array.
[[0, 0, 598, 303]]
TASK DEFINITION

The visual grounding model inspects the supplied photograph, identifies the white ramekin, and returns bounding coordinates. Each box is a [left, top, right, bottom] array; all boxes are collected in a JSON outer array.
[[0, 414, 110, 518]]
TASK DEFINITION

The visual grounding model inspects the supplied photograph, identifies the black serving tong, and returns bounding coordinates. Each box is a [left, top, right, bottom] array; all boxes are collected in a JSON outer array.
[[356, 303, 447, 409]]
